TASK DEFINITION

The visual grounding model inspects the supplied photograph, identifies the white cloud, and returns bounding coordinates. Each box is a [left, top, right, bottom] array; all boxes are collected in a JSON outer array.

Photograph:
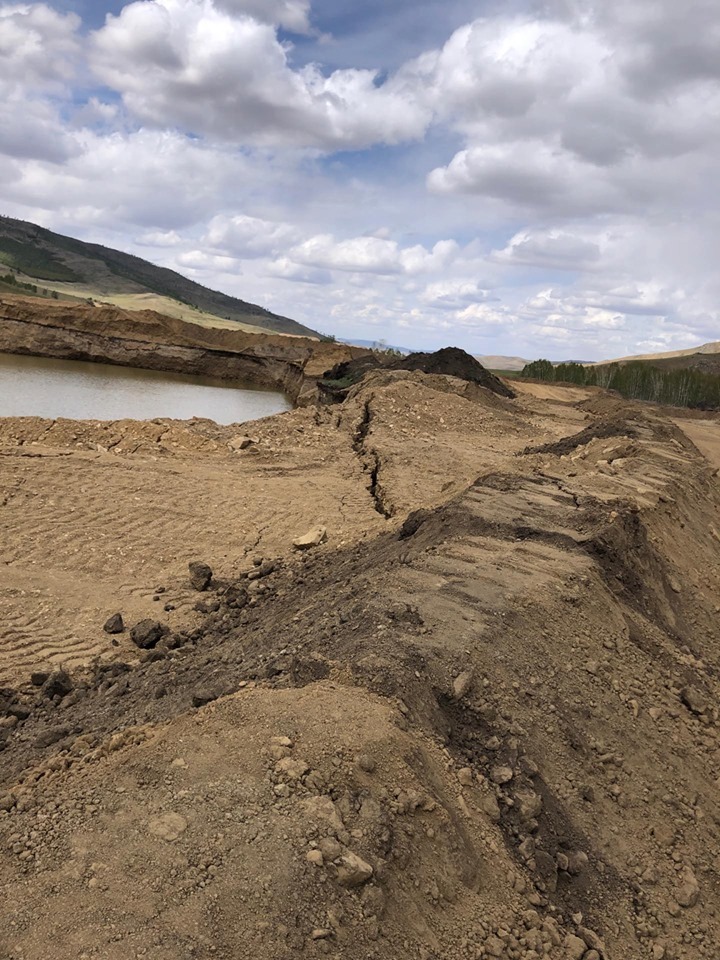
[[0, 0, 719, 360], [90, 0, 431, 149], [214, 0, 311, 33], [0, 3, 80, 93], [205, 214, 300, 258], [493, 230, 603, 271]]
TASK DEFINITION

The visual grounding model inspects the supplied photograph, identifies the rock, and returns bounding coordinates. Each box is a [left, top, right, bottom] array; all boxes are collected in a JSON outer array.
[[42, 670, 73, 700], [228, 435, 253, 451], [275, 757, 309, 780], [103, 613, 124, 635], [292, 526, 327, 550], [490, 765, 514, 785], [676, 866, 700, 907], [567, 851, 589, 876], [147, 813, 188, 842], [458, 767, 474, 786], [192, 688, 222, 708], [30, 671, 50, 687], [333, 851, 373, 888], [35, 725, 70, 748], [452, 669, 474, 700], [188, 561, 213, 591], [318, 837, 343, 861], [516, 789, 543, 822], [306, 849, 324, 866], [481, 794, 501, 822], [357, 754, 376, 773], [0, 793, 16, 811], [485, 937, 505, 958], [564, 934, 588, 960], [130, 619, 168, 649], [680, 686, 708, 715]]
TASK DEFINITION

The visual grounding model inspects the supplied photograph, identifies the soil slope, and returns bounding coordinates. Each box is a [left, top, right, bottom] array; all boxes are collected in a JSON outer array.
[[1, 375, 719, 960]]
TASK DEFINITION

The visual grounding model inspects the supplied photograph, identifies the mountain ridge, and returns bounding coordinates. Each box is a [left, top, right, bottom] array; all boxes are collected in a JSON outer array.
[[0, 215, 320, 339]]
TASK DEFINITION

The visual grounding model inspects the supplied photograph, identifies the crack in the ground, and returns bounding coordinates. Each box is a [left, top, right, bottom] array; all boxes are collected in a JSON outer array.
[[352, 395, 392, 518]]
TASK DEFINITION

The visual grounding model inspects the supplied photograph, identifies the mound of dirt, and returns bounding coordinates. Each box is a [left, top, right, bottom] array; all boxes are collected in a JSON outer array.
[[1, 373, 719, 960], [320, 346, 514, 403], [390, 347, 515, 398]]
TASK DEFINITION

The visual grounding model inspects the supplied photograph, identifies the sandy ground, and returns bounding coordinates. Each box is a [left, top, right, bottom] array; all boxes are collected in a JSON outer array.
[[1, 374, 720, 960]]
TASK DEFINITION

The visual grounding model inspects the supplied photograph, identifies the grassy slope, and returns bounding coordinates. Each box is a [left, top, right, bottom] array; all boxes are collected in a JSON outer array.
[[0, 216, 320, 338]]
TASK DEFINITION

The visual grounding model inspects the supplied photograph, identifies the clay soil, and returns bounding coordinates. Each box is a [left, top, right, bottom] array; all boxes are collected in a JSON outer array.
[[1, 370, 720, 960]]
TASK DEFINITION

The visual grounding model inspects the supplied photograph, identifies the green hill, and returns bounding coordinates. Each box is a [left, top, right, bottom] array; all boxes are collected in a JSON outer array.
[[0, 216, 320, 338]]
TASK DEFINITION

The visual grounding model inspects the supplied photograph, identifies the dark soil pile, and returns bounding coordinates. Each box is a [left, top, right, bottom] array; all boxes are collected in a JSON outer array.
[[390, 347, 515, 398], [320, 346, 515, 402]]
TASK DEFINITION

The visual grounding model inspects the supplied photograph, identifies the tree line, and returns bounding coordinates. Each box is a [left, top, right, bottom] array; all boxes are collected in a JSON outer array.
[[521, 359, 720, 410]]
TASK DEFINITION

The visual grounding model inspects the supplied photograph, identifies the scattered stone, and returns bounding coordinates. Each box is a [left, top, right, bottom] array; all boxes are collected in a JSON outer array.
[[458, 767, 474, 787], [516, 789, 543, 822], [147, 813, 188, 842], [103, 613, 124, 635], [481, 794, 501, 822], [318, 837, 343, 862], [563, 934, 588, 960], [490, 765, 514, 785], [333, 851, 374, 888], [188, 561, 213, 591], [42, 670, 73, 700], [228, 435, 253, 451], [292, 526, 327, 550], [130, 619, 168, 650], [680, 686, 708, 716], [357, 754, 376, 773], [452, 669, 474, 700], [192, 688, 222, 708], [676, 866, 700, 908], [275, 757, 309, 780], [35, 725, 70, 748]]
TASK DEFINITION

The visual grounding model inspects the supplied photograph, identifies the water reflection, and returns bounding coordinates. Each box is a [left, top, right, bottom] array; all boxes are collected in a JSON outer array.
[[0, 352, 291, 425]]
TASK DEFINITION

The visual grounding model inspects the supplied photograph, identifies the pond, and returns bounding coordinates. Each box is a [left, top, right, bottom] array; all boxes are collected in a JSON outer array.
[[0, 352, 291, 425]]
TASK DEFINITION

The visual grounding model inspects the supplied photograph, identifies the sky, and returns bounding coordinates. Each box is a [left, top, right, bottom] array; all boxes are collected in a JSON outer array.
[[1, 0, 719, 359]]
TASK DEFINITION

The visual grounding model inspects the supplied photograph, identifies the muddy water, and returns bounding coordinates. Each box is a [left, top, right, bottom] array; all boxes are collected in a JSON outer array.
[[0, 352, 291, 425]]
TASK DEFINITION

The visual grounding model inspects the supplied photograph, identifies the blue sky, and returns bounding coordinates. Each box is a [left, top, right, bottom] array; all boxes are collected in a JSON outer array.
[[1, 0, 719, 359]]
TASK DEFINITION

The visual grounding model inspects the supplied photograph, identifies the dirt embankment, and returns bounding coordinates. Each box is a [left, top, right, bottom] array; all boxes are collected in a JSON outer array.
[[0, 295, 368, 404], [1, 372, 720, 960]]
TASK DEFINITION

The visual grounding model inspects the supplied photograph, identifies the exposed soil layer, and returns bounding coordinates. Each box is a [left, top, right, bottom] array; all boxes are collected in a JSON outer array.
[[1, 372, 719, 960], [0, 295, 369, 404]]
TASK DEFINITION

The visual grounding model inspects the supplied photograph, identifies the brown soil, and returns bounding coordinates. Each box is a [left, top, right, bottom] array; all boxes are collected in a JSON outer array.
[[1, 371, 719, 960]]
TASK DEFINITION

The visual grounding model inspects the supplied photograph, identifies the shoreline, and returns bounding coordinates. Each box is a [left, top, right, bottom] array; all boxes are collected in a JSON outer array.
[[0, 294, 370, 407]]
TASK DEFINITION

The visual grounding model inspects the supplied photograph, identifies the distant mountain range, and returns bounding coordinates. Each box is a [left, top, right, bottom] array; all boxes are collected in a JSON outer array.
[[0, 216, 319, 338]]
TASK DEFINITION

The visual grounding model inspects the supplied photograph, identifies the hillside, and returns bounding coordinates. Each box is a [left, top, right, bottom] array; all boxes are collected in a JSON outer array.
[[597, 346, 720, 377], [0, 216, 320, 338], [0, 376, 719, 959], [598, 341, 720, 365]]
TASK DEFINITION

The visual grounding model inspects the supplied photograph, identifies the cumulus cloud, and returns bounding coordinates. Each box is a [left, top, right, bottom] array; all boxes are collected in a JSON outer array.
[[492, 230, 603, 271], [289, 234, 458, 276], [0, 3, 80, 92], [214, 0, 311, 34], [90, 0, 431, 149], [205, 214, 301, 258], [1, 0, 719, 359]]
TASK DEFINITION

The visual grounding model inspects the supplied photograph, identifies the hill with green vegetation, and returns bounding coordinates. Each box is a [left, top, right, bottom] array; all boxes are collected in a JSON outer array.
[[0, 216, 320, 338], [521, 356, 720, 409]]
